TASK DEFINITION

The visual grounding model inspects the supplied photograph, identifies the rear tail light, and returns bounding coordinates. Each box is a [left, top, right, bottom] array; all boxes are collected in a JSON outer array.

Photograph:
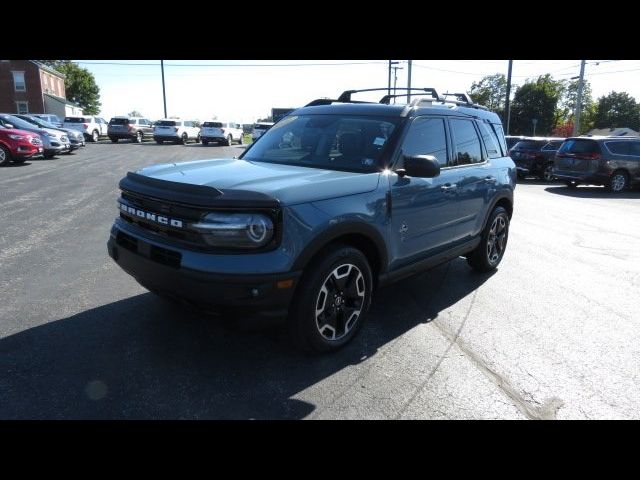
[[127, 124, 133, 131], [173, 127, 178, 132], [83, 123, 89, 129], [220, 128, 225, 134]]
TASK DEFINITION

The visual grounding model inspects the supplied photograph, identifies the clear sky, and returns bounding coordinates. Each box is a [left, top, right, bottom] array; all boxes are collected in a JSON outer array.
[[77, 60, 640, 123]]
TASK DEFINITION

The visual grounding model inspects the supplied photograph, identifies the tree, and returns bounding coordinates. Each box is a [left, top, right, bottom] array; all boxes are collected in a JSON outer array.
[[593, 91, 640, 131], [128, 110, 143, 117], [509, 74, 564, 136], [469, 74, 508, 115], [555, 79, 595, 133], [39, 60, 101, 115], [551, 121, 574, 137]]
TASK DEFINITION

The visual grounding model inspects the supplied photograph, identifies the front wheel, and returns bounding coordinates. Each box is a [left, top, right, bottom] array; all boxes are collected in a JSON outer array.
[[541, 164, 554, 182], [110, 137, 119, 143], [181, 133, 188, 145], [566, 181, 579, 189], [226, 135, 232, 146], [156, 140, 163, 145], [135, 131, 143, 143], [202, 139, 209, 145], [0, 144, 12, 166], [91, 130, 99, 142], [467, 206, 510, 272], [287, 245, 372, 353]]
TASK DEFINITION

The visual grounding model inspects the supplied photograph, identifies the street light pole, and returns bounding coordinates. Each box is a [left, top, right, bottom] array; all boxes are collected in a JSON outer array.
[[392, 66, 403, 103], [407, 60, 412, 102], [161, 60, 167, 118], [387, 60, 392, 96], [573, 60, 586, 136], [505, 60, 513, 135]]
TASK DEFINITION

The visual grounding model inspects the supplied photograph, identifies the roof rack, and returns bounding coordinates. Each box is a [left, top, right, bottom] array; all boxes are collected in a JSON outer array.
[[304, 87, 487, 110]]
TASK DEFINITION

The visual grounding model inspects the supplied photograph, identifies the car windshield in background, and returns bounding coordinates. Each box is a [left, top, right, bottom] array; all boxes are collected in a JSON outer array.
[[110, 118, 130, 125], [242, 114, 399, 173], [203, 122, 223, 128], [513, 141, 546, 150], [156, 120, 177, 127], [25, 116, 57, 129], [65, 117, 87, 123], [558, 139, 600, 154], [0, 114, 39, 130]]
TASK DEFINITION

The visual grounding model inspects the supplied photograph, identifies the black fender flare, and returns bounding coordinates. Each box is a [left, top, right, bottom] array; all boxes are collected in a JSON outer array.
[[291, 221, 388, 273]]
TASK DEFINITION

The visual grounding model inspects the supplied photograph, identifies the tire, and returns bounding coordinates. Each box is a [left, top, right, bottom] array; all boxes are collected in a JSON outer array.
[[110, 137, 119, 143], [226, 135, 232, 146], [202, 139, 209, 145], [467, 206, 510, 273], [236, 135, 243, 145], [606, 170, 628, 193], [541, 164, 554, 182], [566, 181, 579, 189], [156, 140, 163, 145], [287, 245, 373, 353], [0, 144, 12, 166], [181, 133, 188, 145], [12, 157, 26, 164], [135, 131, 143, 143], [44, 153, 55, 159], [91, 130, 99, 142], [196, 134, 201, 144]]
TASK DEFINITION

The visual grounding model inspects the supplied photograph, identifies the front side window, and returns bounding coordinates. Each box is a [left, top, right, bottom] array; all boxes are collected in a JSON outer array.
[[450, 118, 483, 165], [400, 117, 449, 167], [242, 114, 400, 173], [12, 71, 26, 91]]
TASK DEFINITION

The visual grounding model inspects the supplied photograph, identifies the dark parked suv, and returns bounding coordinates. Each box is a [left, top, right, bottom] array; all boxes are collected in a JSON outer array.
[[108, 117, 154, 143], [553, 136, 640, 192], [107, 88, 516, 352], [510, 137, 564, 181]]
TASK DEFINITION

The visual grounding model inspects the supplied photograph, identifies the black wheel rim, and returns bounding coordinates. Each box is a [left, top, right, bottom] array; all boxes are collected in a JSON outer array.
[[315, 263, 366, 341], [487, 215, 508, 265], [0, 148, 6, 163]]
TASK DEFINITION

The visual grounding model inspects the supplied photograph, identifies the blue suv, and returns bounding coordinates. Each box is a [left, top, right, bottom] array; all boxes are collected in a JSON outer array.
[[107, 88, 516, 352]]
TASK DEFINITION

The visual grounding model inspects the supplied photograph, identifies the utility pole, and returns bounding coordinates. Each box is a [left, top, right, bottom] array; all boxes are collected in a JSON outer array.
[[388, 60, 392, 96], [407, 60, 412, 102], [392, 65, 403, 103], [161, 60, 167, 118], [505, 60, 513, 135], [573, 60, 586, 136]]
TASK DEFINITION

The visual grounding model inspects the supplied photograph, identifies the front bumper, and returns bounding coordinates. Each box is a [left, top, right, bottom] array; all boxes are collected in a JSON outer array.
[[107, 225, 301, 317]]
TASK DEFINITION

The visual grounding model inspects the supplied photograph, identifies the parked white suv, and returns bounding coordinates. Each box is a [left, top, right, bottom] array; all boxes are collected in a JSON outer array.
[[200, 121, 243, 146], [63, 115, 109, 142], [153, 119, 201, 145]]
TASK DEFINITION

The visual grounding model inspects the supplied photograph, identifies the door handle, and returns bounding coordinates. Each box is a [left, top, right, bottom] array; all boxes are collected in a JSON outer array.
[[441, 183, 457, 191], [484, 176, 497, 183]]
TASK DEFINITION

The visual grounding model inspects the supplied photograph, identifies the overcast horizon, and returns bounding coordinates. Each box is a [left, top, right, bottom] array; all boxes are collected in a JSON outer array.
[[76, 60, 640, 123]]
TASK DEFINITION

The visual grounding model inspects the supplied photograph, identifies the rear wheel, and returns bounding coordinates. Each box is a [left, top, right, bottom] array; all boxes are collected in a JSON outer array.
[[91, 130, 99, 142], [0, 145, 12, 166], [202, 139, 209, 145], [565, 181, 579, 189], [135, 131, 143, 143], [287, 245, 372, 353], [607, 170, 628, 193], [181, 133, 188, 145], [110, 137, 119, 143], [44, 152, 55, 159], [156, 140, 163, 145], [541, 164, 554, 182], [226, 135, 232, 146], [467, 206, 510, 272]]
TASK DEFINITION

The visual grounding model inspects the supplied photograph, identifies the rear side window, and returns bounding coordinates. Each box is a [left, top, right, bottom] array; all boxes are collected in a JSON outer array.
[[450, 118, 483, 165], [478, 122, 501, 159], [156, 120, 177, 126], [606, 142, 630, 155], [203, 122, 223, 128], [558, 139, 601, 154], [401, 117, 449, 166], [628, 142, 640, 156]]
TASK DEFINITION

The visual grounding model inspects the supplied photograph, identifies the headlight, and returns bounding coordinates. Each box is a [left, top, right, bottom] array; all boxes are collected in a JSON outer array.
[[191, 212, 274, 248], [41, 132, 57, 138], [8, 134, 26, 140]]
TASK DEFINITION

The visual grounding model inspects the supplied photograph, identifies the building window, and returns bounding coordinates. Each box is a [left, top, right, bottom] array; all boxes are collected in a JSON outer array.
[[16, 101, 29, 114], [12, 71, 26, 91]]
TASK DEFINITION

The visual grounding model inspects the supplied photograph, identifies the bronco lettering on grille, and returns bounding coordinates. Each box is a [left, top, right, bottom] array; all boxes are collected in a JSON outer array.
[[119, 202, 184, 228]]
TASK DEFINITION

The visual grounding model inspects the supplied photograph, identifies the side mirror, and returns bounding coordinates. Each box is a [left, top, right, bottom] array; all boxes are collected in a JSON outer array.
[[399, 155, 440, 178], [5, 123, 14, 129]]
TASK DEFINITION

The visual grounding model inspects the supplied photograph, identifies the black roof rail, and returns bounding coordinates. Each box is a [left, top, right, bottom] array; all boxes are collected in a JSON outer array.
[[304, 98, 374, 107], [441, 92, 488, 110]]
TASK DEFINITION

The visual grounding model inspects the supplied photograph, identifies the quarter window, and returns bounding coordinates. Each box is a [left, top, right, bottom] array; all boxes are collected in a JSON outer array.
[[450, 118, 483, 165], [400, 117, 449, 167], [478, 122, 501, 159], [606, 142, 630, 155]]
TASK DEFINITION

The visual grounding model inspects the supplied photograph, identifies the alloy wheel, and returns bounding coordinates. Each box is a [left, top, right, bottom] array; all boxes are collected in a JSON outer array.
[[487, 215, 508, 265], [315, 264, 366, 341], [611, 173, 626, 192]]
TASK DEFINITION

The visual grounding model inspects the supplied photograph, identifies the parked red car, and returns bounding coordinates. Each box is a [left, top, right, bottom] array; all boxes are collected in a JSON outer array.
[[0, 125, 43, 166]]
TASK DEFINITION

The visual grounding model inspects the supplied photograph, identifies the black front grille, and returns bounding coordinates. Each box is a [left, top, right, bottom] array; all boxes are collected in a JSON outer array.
[[116, 231, 138, 252], [150, 245, 181, 268]]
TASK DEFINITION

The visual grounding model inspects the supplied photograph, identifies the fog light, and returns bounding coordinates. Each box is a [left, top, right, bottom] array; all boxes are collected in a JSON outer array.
[[276, 279, 294, 289]]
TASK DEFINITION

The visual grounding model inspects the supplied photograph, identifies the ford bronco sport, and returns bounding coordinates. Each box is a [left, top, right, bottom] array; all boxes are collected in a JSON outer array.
[[108, 88, 516, 352]]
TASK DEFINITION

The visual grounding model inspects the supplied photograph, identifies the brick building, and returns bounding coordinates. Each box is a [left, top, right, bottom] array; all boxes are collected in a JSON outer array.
[[0, 60, 83, 118]]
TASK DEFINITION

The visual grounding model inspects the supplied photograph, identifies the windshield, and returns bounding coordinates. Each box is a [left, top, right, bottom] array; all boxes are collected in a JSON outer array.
[[156, 120, 177, 126], [20, 115, 57, 129], [241, 114, 400, 173], [0, 114, 39, 130]]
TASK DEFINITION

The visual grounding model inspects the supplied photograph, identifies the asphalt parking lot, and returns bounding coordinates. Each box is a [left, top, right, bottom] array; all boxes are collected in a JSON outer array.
[[1, 141, 639, 419]]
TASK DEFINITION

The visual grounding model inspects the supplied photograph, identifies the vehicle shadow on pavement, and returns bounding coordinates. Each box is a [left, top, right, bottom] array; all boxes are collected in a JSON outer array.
[[0, 258, 493, 419], [544, 185, 640, 199]]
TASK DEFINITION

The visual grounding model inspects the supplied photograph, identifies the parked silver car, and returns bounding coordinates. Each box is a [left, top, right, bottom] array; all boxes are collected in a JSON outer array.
[[32, 114, 63, 128], [14, 114, 85, 151], [0, 114, 70, 158]]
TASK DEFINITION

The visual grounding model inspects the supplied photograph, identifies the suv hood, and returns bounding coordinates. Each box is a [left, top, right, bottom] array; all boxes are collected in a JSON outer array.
[[0, 128, 36, 137], [135, 158, 381, 205]]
